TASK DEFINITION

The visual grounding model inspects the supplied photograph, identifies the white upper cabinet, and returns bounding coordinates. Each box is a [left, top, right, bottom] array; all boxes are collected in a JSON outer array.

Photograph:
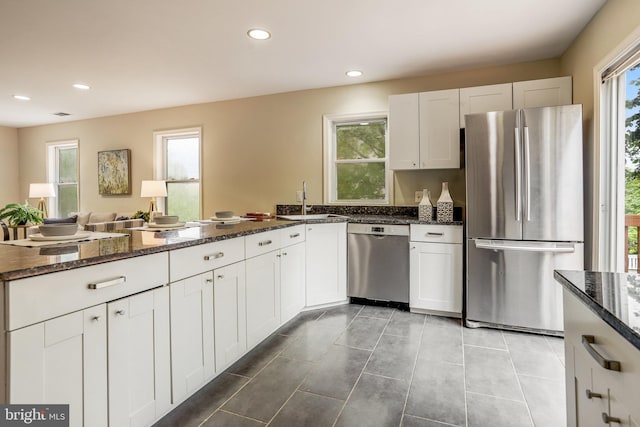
[[419, 89, 460, 169], [389, 89, 460, 170], [389, 93, 420, 170], [459, 83, 513, 128], [513, 76, 572, 109]]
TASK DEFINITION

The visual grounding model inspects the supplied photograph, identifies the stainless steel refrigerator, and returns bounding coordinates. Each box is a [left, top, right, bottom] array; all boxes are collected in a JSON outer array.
[[465, 104, 584, 334]]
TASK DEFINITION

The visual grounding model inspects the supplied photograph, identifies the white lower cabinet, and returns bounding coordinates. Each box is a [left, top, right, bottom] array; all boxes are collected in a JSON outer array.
[[8, 305, 108, 427], [245, 251, 281, 348], [305, 222, 347, 307], [169, 272, 215, 403], [280, 241, 306, 324], [564, 289, 640, 427], [214, 261, 247, 371], [409, 224, 463, 315], [108, 287, 171, 427]]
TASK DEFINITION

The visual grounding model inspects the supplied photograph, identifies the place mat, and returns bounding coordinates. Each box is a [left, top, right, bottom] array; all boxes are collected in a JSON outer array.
[[0, 232, 129, 248]]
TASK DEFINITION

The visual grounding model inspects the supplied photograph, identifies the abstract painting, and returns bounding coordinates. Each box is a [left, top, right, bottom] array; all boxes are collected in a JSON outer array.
[[98, 149, 131, 195]]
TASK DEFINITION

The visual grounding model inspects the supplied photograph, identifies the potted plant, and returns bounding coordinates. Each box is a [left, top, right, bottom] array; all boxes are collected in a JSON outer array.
[[0, 201, 44, 226], [131, 210, 150, 223]]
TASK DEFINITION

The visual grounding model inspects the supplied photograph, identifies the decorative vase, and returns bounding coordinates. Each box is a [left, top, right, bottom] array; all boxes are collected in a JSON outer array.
[[418, 189, 433, 221], [436, 182, 454, 223]]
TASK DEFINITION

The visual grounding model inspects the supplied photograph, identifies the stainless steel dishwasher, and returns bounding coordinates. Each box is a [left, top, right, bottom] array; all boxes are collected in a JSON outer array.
[[347, 223, 410, 305]]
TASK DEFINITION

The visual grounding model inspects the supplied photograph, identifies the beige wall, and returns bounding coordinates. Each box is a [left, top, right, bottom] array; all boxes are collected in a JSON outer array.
[[17, 59, 561, 217], [560, 0, 640, 268], [0, 126, 19, 207]]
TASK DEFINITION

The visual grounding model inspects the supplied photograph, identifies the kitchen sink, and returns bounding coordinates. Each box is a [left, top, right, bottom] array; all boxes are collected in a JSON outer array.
[[277, 214, 347, 220]]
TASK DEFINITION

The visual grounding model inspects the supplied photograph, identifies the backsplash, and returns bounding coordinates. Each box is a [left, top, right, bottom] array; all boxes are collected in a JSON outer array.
[[276, 204, 463, 220]]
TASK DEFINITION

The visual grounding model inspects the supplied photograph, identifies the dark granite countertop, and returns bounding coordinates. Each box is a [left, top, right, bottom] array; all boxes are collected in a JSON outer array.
[[344, 215, 463, 226], [0, 220, 300, 281], [554, 270, 640, 351]]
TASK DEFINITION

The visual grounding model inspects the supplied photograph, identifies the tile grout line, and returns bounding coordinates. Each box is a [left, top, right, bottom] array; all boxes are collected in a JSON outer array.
[[398, 311, 427, 427], [330, 306, 392, 427], [503, 330, 537, 427], [460, 319, 470, 427]]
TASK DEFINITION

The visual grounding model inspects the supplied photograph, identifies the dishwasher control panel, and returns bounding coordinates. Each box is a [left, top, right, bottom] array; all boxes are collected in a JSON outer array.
[[347, 223, 409, 236]]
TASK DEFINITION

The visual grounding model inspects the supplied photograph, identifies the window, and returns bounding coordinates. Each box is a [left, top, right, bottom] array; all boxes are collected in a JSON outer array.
[[598, 40, 640, 272], [47, 140, 78, 217], [154, 128, 201, 221], [323, 112, 391, 204]]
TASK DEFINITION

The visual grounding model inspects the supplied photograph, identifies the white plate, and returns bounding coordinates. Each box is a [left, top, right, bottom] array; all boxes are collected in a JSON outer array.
[[147, 222, 186, 228], [209, 216, 243, 221], [29, 231, 92, 241]]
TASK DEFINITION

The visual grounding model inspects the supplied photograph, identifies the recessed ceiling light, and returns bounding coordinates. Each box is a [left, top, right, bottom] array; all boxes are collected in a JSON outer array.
[[346, 70, 363, 77], [247, 28, 271, 40], [13, 94, 30, 101], [73, 83, 90, 90]]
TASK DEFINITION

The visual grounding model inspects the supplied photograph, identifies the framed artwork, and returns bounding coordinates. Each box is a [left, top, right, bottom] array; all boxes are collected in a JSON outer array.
[[98, 149, 131, 195]]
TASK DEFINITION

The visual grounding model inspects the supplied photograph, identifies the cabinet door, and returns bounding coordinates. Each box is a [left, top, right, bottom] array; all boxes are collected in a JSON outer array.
[[389, 93, 420, 170], [513, 76, 572, 109], [572, 342, 609, 427], [108, 287, 170, 427], [459, 83, 513, 127], [410, 241, 462, 314], [306, 223, 347, 307], [214, 261, 247, 371], [419, 89, 460, 169], [170, 272, 214, 403], [280, 242, 306, 324], [245, 251, 280, 348], [9, 305, 107, 427]]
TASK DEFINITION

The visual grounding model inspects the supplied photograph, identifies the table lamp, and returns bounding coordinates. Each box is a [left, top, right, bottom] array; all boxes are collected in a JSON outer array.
[[29, 183, 56, 218], [140, 180, 167, 214]]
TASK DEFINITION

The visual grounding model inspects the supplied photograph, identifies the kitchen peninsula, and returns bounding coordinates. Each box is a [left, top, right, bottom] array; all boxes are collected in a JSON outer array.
[[0, 218, 342, 427], [554, 270, 640, 426]]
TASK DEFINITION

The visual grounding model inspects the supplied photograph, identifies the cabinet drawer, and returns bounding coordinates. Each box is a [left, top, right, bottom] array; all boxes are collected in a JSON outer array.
[[170, 237, 244, 282], [7, 252, 169, 331], [280, 225, 305, 247], [245, 229, 281, 258], [410, 224, 462, 244]]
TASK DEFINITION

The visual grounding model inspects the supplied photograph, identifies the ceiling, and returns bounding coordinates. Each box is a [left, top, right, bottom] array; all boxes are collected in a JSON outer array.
[[0, 0, 606, 128]]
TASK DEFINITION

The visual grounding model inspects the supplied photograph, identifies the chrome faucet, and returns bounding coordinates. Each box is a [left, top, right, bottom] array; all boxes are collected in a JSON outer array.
[[301, 180, 312, 215]]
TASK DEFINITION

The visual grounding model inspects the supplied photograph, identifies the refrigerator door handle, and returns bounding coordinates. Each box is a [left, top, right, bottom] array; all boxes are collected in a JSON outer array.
[[474, 240, 576, 253], [514, 128, 522, 222], [524, 126, 531, 221]]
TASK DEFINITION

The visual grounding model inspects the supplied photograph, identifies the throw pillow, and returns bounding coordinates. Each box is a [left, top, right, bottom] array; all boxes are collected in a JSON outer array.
[[88, 212, 117, 224]]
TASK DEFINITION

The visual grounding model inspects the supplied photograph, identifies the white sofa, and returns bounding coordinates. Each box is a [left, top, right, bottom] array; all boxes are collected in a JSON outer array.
[[70, 211, 144, 231]]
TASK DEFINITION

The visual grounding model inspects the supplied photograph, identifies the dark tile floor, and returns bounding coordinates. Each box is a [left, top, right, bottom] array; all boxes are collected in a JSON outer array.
[[154, 304, 565, 427]]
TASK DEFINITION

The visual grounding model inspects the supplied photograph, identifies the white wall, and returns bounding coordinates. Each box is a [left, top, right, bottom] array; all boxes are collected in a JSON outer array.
[[0, 126, 20, 207]]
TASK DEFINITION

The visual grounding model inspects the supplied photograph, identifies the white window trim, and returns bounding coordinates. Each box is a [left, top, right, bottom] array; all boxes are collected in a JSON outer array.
[[46, 139, 79, 217], [594, 26, 640, 271], [323, 111, 392, 205], [153, 127, 202, 218]]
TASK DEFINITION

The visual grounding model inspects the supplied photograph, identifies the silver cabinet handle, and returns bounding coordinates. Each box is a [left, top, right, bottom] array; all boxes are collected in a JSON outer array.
[[602, 412, 621, 424], [290, 233, 300, 238], [282, 252, 287, 256], [204, 252, 224, 261], [92, 315, 101, 322], [217, 275, 224, 280], [88, 276, 126, 290], [276, 254, 281, 258], [205, 278, 213, 283], [582, 335, 621, 371], [426, 232, 444, 236], [115, 310, 126, 316], [258, 240, 272, 246], [586, 389, 602, 399]]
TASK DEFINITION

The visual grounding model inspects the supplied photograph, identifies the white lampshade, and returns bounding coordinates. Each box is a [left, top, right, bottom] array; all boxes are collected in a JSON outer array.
[[29, 183, 56, 198], [140, 180, 167, 198]]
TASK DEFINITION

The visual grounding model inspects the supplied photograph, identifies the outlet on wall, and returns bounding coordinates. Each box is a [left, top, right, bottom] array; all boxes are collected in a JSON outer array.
[[296, 190, 303, 202], [415, 191, 423, 203]]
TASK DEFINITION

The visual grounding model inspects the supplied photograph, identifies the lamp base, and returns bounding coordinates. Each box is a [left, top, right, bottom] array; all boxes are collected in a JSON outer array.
[[37, 198, 48, 219]]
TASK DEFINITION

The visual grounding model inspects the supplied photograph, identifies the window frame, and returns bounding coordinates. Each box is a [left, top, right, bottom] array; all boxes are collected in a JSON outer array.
[[46, 139, 79, 218], [595, 28, 640, 271], [323, 111, 392, 205], [153, 127, 202, 220]]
